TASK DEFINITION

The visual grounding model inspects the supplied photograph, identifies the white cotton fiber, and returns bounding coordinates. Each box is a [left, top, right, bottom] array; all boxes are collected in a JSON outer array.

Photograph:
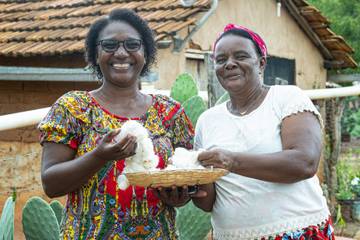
[[117, 174, 130, 190], [114, 120, 148, 143], [167, 147, 204, 170], [114, 120, 159, 189]]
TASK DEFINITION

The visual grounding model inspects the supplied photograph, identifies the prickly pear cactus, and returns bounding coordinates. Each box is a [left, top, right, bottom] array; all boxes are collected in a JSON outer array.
[[176, 201, 211, 240], [0, 196, 15, 240], [50, 200, 64, 226], [22, 196, 60, 240], [183, 95, 207, 126], [215, 92, 230, 105], [170, 73, 198, 103]]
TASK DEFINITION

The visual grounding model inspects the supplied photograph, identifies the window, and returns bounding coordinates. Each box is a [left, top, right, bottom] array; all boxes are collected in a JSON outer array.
[[264, 57, 295, 85]]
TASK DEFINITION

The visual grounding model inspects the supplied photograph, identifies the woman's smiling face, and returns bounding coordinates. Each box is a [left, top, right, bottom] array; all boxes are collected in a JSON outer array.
[[97, 21, 145, 88], [214, 34, 265, 93]]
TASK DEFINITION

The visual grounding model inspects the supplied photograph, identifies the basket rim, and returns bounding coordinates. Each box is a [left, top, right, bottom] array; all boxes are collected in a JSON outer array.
[[125, 168, 228, 175], [125, 168, 228, 187]]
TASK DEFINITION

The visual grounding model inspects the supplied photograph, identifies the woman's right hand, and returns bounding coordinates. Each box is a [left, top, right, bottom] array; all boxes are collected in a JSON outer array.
[[198, 149, 234, 171], [93, 129, 138, 162]]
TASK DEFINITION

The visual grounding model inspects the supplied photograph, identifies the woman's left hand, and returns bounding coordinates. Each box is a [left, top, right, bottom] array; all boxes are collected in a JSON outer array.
[[198, 149, 234, 171], [155, 186, 190, 207]]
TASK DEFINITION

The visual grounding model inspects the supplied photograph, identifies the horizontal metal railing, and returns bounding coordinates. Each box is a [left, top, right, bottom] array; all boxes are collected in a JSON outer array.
[[0, 86, 359, 132]]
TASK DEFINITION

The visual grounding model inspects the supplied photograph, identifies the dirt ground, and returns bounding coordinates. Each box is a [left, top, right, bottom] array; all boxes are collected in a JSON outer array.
[[335, 222, 360, 239], [337, 236, 358, 240]]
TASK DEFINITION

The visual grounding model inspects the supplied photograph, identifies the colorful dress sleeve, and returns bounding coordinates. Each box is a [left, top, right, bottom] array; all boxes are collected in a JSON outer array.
[[155, 94, 194, 150], [38, 92, 83, 150], [170, 106, 195, 149]]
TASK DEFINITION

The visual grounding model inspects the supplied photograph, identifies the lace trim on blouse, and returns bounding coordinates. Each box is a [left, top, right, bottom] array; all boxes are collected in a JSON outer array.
[[213, 209, 329, 240], [281, 101, 324, 129]]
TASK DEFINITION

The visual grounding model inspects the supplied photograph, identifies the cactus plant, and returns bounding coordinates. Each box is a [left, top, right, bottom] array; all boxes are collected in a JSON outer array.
[[215, 92, 230, 105], [182, 95, 207, 126], [0, 196, 15, 240], [176, 201, 211, 240], [22, 196, 60, 240], [50, 200, 64, 226], [170, 73, 198, 104]]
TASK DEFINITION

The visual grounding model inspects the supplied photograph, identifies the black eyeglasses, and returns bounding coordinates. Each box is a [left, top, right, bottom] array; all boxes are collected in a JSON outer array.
[[97, 39, 142, 53]]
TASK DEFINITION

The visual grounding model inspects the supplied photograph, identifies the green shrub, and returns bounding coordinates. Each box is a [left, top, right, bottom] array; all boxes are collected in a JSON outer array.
[[341, 96, 360, 138], [336, 154, 360, 200]]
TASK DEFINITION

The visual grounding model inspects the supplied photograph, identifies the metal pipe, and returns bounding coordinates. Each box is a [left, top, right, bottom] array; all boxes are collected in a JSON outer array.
[[306, 85, 360, 100], [0, 107, 50, 131], [0, 86, 359, 132], [173, 0, 218, 52]]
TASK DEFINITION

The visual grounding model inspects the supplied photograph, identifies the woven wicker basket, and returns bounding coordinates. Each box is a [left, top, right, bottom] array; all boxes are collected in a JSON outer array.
[[125, 168, 228, 187]]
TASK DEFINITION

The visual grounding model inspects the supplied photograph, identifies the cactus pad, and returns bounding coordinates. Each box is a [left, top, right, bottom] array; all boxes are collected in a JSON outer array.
[[22, 196, 60, 240], [176, 201, 211, 240], [170, 73, 198, 103], [182, 95, 207, 126], [0, 196, 15, 240], [215, 92, 230, 105], [50, 200, 64, 226]]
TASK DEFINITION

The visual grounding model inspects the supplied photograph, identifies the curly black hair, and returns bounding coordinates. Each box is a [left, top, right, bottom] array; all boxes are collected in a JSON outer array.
[[85, 9, 157, 79]]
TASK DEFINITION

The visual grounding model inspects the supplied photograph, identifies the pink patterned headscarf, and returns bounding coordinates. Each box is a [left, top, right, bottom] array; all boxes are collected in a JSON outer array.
[[213, 23, 267, 58]]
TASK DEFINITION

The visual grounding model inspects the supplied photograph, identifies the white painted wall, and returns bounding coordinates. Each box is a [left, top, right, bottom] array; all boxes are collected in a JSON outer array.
[[155, 0, 327, 90]]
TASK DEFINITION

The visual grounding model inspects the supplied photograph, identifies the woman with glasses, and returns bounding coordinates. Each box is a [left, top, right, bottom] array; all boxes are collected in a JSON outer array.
[[39, 9, 194, 239]]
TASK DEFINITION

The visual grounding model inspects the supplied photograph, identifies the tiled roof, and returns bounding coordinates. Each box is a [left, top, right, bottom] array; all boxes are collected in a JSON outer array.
[[0, 0, 356, 69], [0, 0, 210, 56], [286, 0, 357, 69]]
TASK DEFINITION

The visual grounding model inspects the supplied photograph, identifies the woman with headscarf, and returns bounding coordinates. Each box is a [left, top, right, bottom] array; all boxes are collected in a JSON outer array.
[[192, 24, 334, 240]]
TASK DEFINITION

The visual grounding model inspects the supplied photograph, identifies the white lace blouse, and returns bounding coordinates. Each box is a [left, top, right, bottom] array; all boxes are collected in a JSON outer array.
[[194, 85, 329, 240]]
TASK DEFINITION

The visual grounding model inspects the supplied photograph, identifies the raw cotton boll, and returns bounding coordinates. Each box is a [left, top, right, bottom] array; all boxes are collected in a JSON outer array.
[[165, 164, 177, 170], [124, 155, 149, 173], [168, 147, 204, 169], [114, 120, 148, 143], [117, 174, 130, 190], [141, 137, 159, 169], [123, 137, 158, 173], [114, 120, 159, 189]]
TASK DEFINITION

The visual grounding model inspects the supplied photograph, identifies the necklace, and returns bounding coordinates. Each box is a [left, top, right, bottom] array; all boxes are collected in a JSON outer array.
[[226, 85, 269, 116], [227, 101, 252, 116]]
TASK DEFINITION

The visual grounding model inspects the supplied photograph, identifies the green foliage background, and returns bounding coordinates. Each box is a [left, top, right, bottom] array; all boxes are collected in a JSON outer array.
[[308, 0, 360, 138], [307, 0, 360, 73], [341, 97, 360, 137]]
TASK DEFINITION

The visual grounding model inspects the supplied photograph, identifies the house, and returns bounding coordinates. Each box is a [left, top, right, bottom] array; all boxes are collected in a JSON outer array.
[[0, 1, 356, 238]]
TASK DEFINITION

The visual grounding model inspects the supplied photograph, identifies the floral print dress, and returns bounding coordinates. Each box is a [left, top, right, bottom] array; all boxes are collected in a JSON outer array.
[[38, 91, 194, 240]]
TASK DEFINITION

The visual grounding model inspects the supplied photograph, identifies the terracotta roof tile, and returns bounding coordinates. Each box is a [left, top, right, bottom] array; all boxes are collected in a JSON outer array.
[[287, 0, 357, 68], [99, 3, 133, 15], [137, 0, 174, 10], [0, 0, 355, 69], [156, 18, 196, 33], [0, 0, 210, 57], [299, 6, 328, 23]]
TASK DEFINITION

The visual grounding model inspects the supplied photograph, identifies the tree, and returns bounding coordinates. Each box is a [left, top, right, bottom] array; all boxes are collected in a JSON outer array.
[[308, 0, 360, 73]]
